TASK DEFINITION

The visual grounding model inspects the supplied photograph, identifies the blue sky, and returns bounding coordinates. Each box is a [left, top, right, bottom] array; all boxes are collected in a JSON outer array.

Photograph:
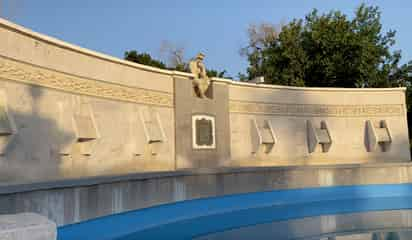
[[1, 0, 411, 78]]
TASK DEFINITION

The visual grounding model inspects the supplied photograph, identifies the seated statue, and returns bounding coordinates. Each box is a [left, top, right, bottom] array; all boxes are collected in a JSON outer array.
[[189, 53, 210, 98]]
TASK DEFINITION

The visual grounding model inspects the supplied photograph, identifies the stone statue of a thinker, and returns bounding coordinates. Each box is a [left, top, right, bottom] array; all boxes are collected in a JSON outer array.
[[189, 53, 210, 98]]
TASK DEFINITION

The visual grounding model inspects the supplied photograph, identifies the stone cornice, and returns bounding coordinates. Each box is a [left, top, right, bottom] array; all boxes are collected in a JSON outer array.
[[211, 77, 406, 92], [0, 18, 405, 92]]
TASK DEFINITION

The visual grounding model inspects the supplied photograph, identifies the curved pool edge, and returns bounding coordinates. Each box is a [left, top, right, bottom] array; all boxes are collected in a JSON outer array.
[[194, 209, 412, 240], [2, 163, 412, 228], [57, 183, 412, 240]]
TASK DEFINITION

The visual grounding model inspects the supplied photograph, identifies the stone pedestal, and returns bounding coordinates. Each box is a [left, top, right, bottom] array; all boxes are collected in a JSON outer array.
[[0, 213, 56, 240]]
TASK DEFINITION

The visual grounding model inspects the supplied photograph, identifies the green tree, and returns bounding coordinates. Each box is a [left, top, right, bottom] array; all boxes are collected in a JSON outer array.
[[243, 4, 412, 88], [243, 4, 412, 156], [206, 69, 231, 78], [124, 50, 167, 69]]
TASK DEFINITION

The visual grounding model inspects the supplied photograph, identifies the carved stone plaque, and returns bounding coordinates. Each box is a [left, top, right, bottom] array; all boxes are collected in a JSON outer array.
[[192, 115, 216, 149], [196, 119, 213, 146]]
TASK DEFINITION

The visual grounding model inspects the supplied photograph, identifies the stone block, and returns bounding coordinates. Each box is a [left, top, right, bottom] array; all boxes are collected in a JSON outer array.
[[251, 119, 276, 155], [0, 90, 16, 156], [307, 120, 332, 153], [0, 213, 56, 240], [182, 175, 218, 200], [365, 120, 392, 152]]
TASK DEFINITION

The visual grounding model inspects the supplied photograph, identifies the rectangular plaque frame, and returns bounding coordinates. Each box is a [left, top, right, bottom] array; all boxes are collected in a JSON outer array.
[[192, 114, 216, 149]]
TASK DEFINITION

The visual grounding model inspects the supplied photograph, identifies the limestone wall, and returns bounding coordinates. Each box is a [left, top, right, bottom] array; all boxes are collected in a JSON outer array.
[[225, 80, 410, 166], [0, 18, 409, 184], [0, 19, 183, 183]]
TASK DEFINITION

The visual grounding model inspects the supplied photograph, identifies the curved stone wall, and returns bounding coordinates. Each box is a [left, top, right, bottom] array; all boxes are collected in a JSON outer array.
[[0, 18, 183, 183], [226, 81, 409, 166], [1, 163, 412, 226], [0, 18, 409, 184]]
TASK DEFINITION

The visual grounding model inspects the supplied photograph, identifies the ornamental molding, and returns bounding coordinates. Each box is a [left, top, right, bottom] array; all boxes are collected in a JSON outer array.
[[229, 100, 404, 117], [0, 56, 173, 107]]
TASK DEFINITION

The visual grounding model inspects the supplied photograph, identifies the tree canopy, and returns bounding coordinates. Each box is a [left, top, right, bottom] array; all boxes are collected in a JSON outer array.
[[243, 4, 412, 89], [124, 51, 167, 69]]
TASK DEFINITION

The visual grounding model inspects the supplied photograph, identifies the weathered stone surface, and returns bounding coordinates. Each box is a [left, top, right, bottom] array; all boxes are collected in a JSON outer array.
[[227, 85, 410, 165], [174, 78, 231, 168], [0, 213, 56, 240], [0, 163, 412, 226], [0, 18, 409, 184]]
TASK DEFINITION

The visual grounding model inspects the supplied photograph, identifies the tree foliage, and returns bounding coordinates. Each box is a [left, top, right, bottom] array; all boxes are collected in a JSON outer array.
[[242, 5, 412, 155], [243, 4, 412, 88], [124, 50, 167, 69], [206, 69, 230, 78]]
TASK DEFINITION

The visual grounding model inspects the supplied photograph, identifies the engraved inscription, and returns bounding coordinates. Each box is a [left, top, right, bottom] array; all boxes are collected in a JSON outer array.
[[192, 115, 216, 149], [196, 118, 213, 146]]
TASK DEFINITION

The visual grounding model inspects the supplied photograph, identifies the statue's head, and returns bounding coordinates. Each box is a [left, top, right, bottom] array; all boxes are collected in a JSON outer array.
[[196, 53, 205, 61]]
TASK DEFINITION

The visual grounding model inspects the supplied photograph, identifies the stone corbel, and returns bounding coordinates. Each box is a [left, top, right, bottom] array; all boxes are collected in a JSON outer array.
[[57, 101, 74, 156], [0, 91, 17, 155], [132, 112, 145, 156], [365, 120, 391, 152], [72, 98, 99, 156], [251, 119, 276, 154], [307, 120, 332, 153], [137, 107, 166, 156]]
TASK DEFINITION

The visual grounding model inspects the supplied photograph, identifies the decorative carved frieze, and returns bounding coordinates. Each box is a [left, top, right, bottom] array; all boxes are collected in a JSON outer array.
[[0, 56, 173, 107], [229, 100, 403, 117]]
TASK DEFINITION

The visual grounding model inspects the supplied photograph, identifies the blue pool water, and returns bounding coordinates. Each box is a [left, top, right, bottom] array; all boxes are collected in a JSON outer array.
[[57, 184, 412, 240]]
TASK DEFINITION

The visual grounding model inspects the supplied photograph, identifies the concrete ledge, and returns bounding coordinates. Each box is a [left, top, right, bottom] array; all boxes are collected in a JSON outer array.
[[0, 163, 411, 194], [57, 185, 412, 239], [0, 213, 56, 240], [1, 163, 412, 226]]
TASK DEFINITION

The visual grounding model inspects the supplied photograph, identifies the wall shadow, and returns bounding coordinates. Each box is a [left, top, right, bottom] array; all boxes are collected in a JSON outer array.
[[0, 85, 74, 184]]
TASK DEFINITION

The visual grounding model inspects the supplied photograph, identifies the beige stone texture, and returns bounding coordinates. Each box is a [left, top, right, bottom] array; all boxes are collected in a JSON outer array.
[[1, 163, 412, 226], [174, 78, 231, 168], [0, 18, 176, 183], [0, 18, 409, 184], [222, 80, 410, 166], [0, 19, 192, 94]]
